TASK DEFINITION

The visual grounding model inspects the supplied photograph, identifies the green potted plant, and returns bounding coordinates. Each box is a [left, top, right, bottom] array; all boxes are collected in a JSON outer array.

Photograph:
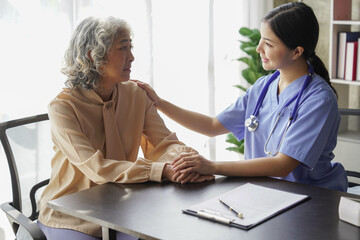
[[225, 27, 273, 154]]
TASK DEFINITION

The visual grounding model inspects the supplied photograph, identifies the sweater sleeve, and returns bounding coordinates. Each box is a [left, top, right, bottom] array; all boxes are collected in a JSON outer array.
[[140, 96, 198, 182]]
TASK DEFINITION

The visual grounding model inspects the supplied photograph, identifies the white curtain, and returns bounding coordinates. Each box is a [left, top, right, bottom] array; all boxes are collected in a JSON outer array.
[[0, 0, 272, 237]]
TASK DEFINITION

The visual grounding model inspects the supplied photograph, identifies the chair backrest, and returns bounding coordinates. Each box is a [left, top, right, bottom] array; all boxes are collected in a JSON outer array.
[[0, 113, 51, 234], [338, 108, 360, 188]]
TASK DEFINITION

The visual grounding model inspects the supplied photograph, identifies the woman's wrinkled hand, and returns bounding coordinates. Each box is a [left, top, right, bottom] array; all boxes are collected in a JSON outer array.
[[172, 171, 215, 184], [162, 163, 214, 184]]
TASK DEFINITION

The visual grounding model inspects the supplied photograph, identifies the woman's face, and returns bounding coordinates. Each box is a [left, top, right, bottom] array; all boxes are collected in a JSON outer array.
[[100, 31, 134, 85], [256, 21, 294, 71]]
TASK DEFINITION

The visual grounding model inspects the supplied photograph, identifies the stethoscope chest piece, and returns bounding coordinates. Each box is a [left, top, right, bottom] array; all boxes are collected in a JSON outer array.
[[245, 115, 259, 132]]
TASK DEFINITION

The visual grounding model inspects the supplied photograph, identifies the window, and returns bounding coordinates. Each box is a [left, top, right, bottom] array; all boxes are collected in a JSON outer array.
[[0, 1, 272, 238]]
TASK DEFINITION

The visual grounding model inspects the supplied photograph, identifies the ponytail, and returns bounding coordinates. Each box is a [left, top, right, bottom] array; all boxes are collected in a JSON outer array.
[[308, 54, 337, 97]]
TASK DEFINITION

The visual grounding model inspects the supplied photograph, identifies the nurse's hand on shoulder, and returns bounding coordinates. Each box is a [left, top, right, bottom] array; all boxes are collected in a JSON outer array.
[[171, 152, 216, 176], [132, 80, 161, 106]]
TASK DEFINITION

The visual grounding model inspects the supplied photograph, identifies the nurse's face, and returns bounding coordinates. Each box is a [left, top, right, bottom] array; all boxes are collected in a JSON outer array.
[[256, 21, 294, 71], [100, 31, 135, 85]]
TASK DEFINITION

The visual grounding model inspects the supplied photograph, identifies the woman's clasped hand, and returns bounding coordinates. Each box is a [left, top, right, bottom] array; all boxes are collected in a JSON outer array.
[[162, 159, 215, 184], [170, 153, 215, 184]]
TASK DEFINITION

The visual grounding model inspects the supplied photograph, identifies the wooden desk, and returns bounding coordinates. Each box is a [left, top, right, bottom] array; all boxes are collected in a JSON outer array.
[[47, 177, 360, 240]]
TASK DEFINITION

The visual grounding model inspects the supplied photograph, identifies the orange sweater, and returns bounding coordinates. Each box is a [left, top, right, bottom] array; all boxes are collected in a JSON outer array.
[[38, 81, 195, 236]]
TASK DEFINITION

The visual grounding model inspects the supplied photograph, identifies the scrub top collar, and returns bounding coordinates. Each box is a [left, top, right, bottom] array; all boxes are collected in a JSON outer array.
[[270, 74, 309, 109]]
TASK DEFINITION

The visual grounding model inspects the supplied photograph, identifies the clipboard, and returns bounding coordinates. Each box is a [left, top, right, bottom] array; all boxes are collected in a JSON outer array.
[[183, 183, 310, 230]]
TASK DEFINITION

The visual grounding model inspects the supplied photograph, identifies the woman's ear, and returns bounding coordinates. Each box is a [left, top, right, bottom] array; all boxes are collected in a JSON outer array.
[[87, 50, 94, 63], [292, 46, 304, 60]]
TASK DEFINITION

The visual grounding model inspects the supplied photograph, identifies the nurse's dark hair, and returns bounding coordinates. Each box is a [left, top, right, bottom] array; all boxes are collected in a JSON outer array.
[[263, 2, 337, 96]]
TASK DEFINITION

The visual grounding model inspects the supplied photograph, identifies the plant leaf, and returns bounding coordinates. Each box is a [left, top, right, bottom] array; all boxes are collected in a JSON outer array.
[[239, 27, 252, 36], [242, 69, 257, 84], [225, 133, 241, 146], [233, 84, 248, 92], [225, 138, 244, 153], [239, 41, 253, 47], [242, 46, 257, 56], [226, 147, 243, 153], [249, 29, 261, 42], [237, 57, 252, 66]]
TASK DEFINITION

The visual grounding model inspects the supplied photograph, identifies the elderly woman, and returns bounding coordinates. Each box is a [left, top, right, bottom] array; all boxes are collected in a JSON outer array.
[[37, 16, 213, 240]]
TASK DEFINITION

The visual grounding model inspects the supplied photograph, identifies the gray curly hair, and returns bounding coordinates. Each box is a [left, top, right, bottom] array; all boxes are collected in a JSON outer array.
[[62, 16, 132, 89]]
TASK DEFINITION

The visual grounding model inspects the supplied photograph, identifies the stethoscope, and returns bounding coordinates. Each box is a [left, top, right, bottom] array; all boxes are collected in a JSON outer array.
[[244, 64, 314, 156]]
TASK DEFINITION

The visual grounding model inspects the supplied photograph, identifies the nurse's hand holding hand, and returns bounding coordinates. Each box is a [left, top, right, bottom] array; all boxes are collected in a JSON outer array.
[[171, 152, 302, 181], [171, 152, 216, 178], [163, 162, 215, 184]]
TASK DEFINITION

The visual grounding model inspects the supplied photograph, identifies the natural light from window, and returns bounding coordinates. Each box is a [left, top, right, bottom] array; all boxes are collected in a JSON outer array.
[[0, 1, 272, 239]]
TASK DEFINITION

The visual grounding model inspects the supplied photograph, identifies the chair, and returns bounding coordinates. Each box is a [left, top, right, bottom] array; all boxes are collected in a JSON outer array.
[[338, 108, 360, 192], [0, 114, 51, 240]]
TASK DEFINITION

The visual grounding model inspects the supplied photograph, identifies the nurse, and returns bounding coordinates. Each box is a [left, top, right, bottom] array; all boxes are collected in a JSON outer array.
[[136, 2, 348, 191]]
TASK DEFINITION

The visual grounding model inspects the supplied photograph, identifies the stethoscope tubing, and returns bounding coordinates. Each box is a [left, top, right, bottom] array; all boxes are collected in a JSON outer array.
[[253, 71, 280, 117], [264, 111, 292, 156], [246, 64, 314, 156]]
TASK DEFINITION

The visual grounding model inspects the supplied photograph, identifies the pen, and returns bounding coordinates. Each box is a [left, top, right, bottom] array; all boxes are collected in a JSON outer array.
[[197, 210, 233, 224], [219, 198, 244, 218]]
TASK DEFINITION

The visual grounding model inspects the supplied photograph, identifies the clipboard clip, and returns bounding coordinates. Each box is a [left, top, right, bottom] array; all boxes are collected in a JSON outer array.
[[197, 210, 234, 224]]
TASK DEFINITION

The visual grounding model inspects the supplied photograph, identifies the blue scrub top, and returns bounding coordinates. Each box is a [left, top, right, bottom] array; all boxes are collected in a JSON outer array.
[[217, 73, 348, 191]]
